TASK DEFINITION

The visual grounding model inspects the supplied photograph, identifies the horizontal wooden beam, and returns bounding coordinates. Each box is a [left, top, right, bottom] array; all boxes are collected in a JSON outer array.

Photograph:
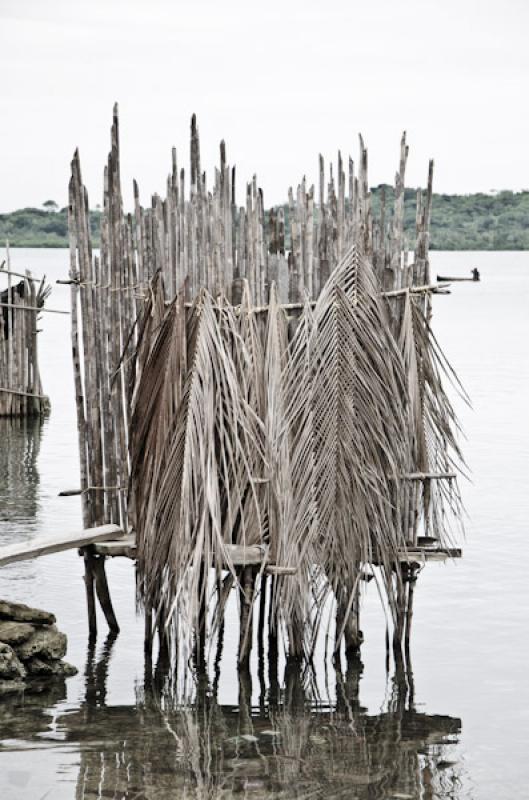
[[95, 540, 266, 564], [225, 543, 265, 565], [0, 524, 126, 567], [0, 268, 44, 283], [0, 302, 68, 315], [94, 535, 136, 559], [402, 472, 457, 480], [372, 547, 462, 565], [0, 387, 48, 400], [399, 547, 462, 563], [95, 533, 461, 570], [383, 282, 451, 298], [95, 538, 299, 574]]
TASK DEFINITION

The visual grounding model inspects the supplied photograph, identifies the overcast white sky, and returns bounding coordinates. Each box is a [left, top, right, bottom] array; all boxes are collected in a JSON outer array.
[[0, 0, 527, 211]]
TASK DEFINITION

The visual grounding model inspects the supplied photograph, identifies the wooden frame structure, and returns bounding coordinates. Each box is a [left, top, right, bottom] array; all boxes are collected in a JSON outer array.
[[64, 106, 465, 670], [0, 247, 51, 416]]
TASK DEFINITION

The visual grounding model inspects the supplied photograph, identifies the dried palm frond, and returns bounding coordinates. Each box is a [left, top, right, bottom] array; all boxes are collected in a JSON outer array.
[[133, 288, 265, 650], [397, 292, 467, 543], [129, 273, 186, 586], [283, 246, 411, 634], [273, 296, 321, 656], [128, 241, 466, 669]]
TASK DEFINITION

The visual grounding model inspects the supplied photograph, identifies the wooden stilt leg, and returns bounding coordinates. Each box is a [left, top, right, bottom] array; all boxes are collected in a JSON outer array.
[[267, 577, 279, 707], [93, 554, 120, 633], [238, 566, 256, 668], [193, 567, 207, 673], [344, 588, 363, 657], [257, 574, 267, 709], [144, 599, 153, 657], [257, 573, 267, 662], [336, 579, 363, 658], [404, 564, 418, 658], [82, 548, 97, 639]]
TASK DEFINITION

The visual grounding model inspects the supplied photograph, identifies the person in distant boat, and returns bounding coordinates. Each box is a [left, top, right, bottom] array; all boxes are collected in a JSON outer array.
[[471, 268, 480, 281]]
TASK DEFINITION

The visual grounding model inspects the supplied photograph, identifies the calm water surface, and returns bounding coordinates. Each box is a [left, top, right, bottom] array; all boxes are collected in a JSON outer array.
[[0, 249, 528, 799]]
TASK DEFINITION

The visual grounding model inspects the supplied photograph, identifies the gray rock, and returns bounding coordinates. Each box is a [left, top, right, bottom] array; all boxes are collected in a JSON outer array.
[[0, 600, 55, 626], [16, 626, 67, 662], [0, 621, 35, 646], [25, 658, 78, 678], [0, 642, 26, 679], [60, 661, 78, 678], [0, 679, 25, 694]]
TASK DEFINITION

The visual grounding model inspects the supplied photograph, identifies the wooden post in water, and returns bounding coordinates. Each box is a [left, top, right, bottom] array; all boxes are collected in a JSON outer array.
[[238, 566, 257, 668]]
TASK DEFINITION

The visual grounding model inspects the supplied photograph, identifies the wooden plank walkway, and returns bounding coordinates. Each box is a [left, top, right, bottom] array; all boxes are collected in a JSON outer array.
[[0, 524, 125, 567]]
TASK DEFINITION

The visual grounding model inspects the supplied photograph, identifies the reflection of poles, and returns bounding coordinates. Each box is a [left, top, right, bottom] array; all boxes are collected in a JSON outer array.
[[70, 643, 461, 800], [392, 562, 420, 664], [284, 656, 306, 710], [84, 631, 118, 711], [0, 416, 43, 520], [238, 662, 253, 734], [388, 645, 415, 715], [334, 652, 364, 714]]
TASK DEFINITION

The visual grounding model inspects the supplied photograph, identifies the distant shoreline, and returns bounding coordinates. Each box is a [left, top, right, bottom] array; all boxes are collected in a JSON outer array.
[[2, 187, 529, 250], [4, 244, 529, 251]]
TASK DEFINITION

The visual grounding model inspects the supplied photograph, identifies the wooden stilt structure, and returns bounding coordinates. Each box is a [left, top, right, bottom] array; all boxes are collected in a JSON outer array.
[[0, 244, 50, 417], [63, 106, 465, 671]]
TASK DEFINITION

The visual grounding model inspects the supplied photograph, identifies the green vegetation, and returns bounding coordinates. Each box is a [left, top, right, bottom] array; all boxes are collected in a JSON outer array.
[[370, 187, 529, 250], [0, 205, 101, 248], [1, 191, 529, 249]]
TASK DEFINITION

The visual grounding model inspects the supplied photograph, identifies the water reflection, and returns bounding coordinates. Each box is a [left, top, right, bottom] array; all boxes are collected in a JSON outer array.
[[0, 416, 464, 798], [0, 678, 68, 744], [53, 643, 464, 799], [0, 417, 43, 537]]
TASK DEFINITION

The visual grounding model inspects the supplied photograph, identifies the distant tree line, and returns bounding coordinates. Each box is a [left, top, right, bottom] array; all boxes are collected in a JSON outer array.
[[0, 204, 102, 248], [1, 190, 528, 250]]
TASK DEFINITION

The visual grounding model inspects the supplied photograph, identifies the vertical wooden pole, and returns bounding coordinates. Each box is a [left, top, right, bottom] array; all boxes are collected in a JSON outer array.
[[238, 566, 256, 668], [83, 549, 97, 639], [92, 554, 120, 633]]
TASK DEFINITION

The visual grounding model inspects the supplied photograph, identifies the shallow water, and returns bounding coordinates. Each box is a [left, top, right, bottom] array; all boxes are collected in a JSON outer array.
[[0, 249, 528, 799]]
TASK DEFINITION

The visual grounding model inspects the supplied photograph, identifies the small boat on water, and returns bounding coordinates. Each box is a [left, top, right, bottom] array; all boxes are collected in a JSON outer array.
[[437, 268, 480, 282]]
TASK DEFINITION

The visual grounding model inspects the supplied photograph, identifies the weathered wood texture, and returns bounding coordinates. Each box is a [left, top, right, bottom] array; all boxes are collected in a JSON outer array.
[[0, 524, 125, 567], [68, 112, 435, 535], [0, 249, 50, 417], [67, 108, 464, 657], [96, 535, 461, 565]]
